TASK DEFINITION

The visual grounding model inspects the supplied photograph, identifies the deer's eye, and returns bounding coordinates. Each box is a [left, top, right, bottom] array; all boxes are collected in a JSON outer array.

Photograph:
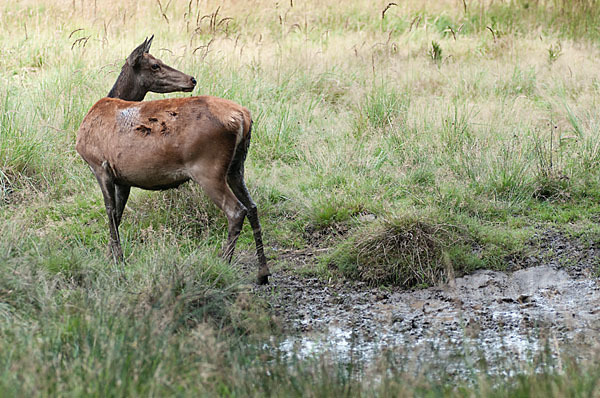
[[151, 64, 160, 70]]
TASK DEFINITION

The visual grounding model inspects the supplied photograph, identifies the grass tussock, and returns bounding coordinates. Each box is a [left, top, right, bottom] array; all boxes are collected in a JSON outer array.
[[326, 213, 476, 288]]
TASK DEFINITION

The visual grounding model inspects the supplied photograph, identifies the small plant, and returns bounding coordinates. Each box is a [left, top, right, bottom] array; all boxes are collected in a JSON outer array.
[[532, 122, 570, 200], [547, 41, 562, 64], [429, 40, 443, 65]]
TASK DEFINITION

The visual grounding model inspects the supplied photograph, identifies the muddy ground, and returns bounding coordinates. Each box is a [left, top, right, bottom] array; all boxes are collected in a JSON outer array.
[[251, 230, 600, 376]]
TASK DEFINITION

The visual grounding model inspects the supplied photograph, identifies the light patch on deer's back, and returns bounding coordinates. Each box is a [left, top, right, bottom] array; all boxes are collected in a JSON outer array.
[[117, 106, 140, 129]]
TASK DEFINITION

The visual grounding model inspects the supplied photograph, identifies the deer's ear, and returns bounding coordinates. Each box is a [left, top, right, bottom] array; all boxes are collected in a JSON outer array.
[[144, 35, 154, 53], [127, 38, 148, 67]]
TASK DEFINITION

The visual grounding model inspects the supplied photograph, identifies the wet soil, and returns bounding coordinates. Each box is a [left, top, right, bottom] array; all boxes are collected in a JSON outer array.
[[251, 229, 600, 376]]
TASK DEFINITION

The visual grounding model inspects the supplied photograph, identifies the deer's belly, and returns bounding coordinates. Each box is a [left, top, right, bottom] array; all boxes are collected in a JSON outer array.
[[130, 178, 191, 191], [112, 162, 190, 191]]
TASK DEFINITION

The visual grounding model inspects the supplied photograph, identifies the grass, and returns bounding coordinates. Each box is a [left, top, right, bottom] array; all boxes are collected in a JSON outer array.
[[324, 210, 482, 287], [3, 0, 600, 395]]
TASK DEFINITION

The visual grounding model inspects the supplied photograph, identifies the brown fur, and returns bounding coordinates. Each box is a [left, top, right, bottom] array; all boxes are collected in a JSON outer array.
[[76, 96, 249, 190]]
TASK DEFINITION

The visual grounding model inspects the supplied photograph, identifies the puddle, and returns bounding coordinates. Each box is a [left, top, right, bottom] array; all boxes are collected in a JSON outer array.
[[260, 264, 600, 377]]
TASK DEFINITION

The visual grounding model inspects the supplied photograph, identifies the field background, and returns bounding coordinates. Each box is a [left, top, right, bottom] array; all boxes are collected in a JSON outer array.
[[2, 0, 600, 395]]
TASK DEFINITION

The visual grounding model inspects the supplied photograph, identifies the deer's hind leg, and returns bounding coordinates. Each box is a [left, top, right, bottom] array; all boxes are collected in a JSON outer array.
[[190, 170, 247, 263], [227, 146, 270, 285]]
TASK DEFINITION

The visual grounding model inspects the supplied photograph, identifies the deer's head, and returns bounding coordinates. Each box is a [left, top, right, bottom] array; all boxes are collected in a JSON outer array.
[[125, 35, 196, 95]]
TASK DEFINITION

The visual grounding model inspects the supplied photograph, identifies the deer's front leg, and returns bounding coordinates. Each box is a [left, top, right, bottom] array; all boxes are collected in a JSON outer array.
[[94, 163, 123, 262]]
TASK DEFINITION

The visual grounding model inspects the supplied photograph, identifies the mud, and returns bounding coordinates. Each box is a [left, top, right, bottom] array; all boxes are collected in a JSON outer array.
[[254, 230, 600, 376]]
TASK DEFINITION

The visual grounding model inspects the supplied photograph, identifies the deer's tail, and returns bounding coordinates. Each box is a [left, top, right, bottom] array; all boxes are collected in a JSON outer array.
[[229, 119, 252, 179]]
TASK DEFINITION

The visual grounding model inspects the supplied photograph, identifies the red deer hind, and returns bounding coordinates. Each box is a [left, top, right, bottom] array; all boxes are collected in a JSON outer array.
[[76, 36, 271, 284]]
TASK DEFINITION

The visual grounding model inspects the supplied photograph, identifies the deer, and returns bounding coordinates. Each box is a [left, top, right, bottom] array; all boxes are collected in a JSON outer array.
[[75, 36, 271, 284]]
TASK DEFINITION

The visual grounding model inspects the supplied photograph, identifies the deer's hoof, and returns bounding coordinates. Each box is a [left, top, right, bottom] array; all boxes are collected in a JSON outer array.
[[109, 242, 124, 263], [257, 268, 271, 285]]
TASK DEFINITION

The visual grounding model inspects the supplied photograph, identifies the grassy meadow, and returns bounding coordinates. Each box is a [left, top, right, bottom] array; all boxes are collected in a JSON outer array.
[[3, 0, 600, 395]]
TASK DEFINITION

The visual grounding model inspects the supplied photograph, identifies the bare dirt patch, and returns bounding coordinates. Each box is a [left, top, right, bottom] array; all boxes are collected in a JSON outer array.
[[251, 229, 600, 376]]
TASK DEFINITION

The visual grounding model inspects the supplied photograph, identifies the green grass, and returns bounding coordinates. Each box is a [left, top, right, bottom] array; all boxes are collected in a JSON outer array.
[[3, 0, 600, 395]]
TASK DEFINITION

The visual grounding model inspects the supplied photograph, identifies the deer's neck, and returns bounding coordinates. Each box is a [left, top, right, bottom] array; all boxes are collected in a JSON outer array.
[[107, 64, 147, 101]]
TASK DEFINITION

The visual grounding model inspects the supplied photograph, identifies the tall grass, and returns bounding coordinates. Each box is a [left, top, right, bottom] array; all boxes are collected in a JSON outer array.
[[3, 0, 600, 394]]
